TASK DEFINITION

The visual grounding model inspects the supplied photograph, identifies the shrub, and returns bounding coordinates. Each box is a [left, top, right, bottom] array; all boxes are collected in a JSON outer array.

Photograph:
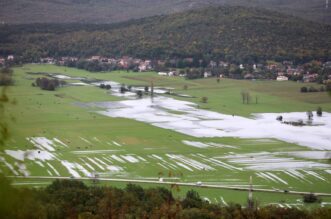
[[303, 193, 319, 203], [120, 85, 127, 93], [276, 115, 283, 121], [300, 86, 308, 92], [34, 77, 60, 91], [308, 86, 318, 92], [0, 68, 14, 86], [136, 90, 143, 98], [201, 96, 208, 103], [317, 107, 322, 117]]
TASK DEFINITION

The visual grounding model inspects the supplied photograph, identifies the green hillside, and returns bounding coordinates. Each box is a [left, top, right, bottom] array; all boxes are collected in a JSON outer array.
[[1, 6, 331, 63], [0, 0, 330, 24]]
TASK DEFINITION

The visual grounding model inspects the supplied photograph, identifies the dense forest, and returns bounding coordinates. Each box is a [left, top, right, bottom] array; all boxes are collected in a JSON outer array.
[[1, 6, 331, 64], [1, 176, 331, 219], [1, 0, 330, 24]]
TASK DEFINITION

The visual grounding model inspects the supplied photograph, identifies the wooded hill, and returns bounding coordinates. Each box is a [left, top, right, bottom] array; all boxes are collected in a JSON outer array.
[[1, 0, 330, 24], [1, 6, 331, 63]]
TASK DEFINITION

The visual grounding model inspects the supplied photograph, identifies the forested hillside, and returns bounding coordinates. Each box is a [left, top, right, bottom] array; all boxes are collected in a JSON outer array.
[[1, 6, 331, 63], [0, 0, 330, 24]]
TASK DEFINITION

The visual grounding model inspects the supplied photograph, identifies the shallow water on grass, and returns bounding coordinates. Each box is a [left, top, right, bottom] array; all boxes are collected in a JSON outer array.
[[83, 96, 331, 151]]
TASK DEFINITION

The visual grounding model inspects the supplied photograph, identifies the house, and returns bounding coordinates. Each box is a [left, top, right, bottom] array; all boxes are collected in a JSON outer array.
[[157, 60, 166, 66], [138, 60, 152, 72], [277, 76, 288, 81], [184, 57, 194, 63], [219, 61, 229, 67], [133, 58, 142, 65], [0, 58, 5, 65], [7, 55, 14, 61], [138, 64, 147, 72], [324, 61, 331, 68], [267, 64, 278, 70], [61, 56, 78, 62], [158, 72, 168, 76], [287, 68, 302, 76], [283, 61, 293, 66], [119, 56, 133, 68], [286, 68, 296, 75], [204, 71, 212, 78], [40, 57, 55, 64], [57, 56, 78, 65], [107, 58, 117, 64], [101, 57, 109, 63], [256, 64, 264, 69], [303, 73, 318, 83], [209, 60, 217, 68], [90, 56, 101, 61], [244, 73, 254, 80]]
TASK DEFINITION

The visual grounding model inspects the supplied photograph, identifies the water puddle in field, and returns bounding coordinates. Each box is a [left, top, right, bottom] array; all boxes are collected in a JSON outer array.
[[81, 95, 331, 150]]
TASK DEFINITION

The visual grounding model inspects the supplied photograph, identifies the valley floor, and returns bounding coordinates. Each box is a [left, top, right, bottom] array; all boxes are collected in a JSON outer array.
[[1, 64, 331, 207]]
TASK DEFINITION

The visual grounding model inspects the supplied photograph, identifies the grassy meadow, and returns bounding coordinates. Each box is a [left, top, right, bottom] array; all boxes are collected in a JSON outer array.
[[1, 64, 331, 207]]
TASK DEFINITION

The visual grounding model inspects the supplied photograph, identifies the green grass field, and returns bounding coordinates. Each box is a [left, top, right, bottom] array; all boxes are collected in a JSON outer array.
[[1, 64, 331, 208]]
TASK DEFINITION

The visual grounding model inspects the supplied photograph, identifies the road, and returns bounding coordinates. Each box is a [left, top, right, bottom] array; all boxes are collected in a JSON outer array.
[[8, 175, 331, 197]]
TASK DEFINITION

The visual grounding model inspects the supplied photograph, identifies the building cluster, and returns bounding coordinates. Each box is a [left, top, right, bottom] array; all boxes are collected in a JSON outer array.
[[0, 55, 14, 65], [1, 54, 330, 83], [56, 56, 153, 72]]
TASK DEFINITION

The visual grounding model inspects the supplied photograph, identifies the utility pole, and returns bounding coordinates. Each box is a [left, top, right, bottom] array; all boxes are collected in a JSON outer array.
[[150, 80, 154, 102], [248, 175, 254, 209]]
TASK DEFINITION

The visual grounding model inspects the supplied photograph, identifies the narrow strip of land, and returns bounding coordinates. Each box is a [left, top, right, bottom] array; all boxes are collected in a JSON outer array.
[[9, 175, 331, 197]]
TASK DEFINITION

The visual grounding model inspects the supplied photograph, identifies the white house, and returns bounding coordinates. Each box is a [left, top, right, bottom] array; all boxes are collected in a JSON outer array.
[[204, 71, 212, 78], [138, 60, 152, 72], [276, 76, 288, 81], [158, 72, 168, 76], [138, 64, 147, 72]]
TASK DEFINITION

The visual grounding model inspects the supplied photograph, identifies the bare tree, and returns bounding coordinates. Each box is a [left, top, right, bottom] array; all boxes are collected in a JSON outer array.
[[241, 91, 246, 104], [241, 91, 251, 104], [150, 81, 154, 97], [307, 111, 313, 120]]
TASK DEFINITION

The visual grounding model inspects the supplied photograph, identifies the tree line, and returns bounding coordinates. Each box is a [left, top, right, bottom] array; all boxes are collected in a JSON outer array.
[[0, 177, 331, 219], [301, 84, 331, 93]]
